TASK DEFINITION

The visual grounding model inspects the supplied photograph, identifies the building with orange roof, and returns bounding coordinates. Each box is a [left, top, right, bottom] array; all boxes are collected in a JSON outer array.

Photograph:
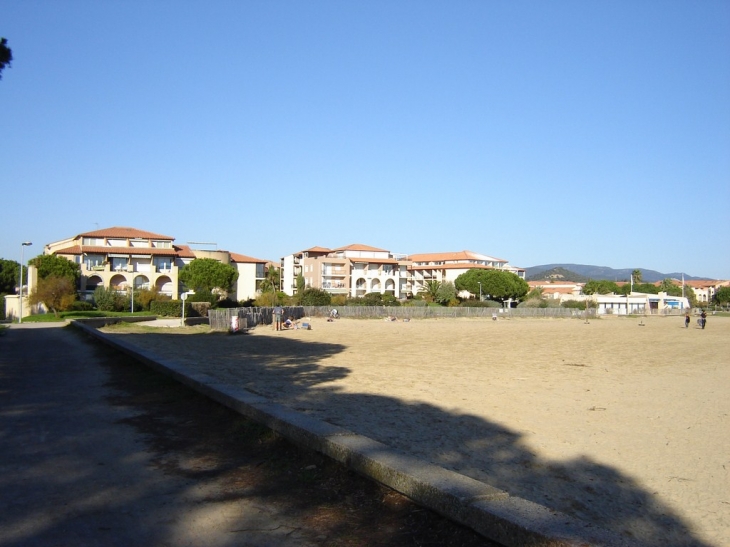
[[280, 246, 525, 299], [40, 227, 267, 302], [280, 244, 412, 298]]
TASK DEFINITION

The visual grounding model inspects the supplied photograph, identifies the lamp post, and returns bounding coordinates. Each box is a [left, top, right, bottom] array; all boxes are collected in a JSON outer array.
[[18, 242, 32, 323], [478, 281, 482, 302]]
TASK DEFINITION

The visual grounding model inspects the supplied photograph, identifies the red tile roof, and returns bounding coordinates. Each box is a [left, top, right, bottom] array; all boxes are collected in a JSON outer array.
[[230, 252, 268, 264], [77, 226, 175, 240], [333, 243, 389, 253], [408, 251, 507, 263]]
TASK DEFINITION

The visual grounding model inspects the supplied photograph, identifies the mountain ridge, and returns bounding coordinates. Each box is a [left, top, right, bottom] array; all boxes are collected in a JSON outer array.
[[525, 264, 715, 283]]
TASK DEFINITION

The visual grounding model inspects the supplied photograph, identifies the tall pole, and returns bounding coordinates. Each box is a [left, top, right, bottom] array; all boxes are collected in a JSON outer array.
[[478, 281, 482, 302], [18, 242, 32, 323]]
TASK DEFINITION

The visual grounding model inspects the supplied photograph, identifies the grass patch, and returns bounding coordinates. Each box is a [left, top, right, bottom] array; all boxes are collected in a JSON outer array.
[[22, 311, 156, 323]]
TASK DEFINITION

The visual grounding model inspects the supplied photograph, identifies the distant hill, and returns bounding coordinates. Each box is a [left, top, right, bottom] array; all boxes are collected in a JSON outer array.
[[526, 267, 589, 283], [525, 264, 711, 283]]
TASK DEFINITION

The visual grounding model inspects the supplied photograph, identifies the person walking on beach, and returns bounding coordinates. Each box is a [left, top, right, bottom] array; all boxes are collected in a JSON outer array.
[[685, 313, 690, 328], [273, 304, 283, 331]]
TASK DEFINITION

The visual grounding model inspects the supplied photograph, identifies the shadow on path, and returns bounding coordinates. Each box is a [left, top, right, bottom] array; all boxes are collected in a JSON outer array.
[[96, 326, 717, 546]]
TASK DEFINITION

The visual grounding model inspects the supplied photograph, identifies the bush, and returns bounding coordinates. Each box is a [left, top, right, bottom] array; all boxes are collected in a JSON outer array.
[[136, 288, 169, 311], [150, 300, 190, 317], [299, 287, 332, 306], [68, 300, 94, 311], [187, 288, 218, 306], [561, 300, 587, 310], [214, 297, 239, 309], [459, 300, 501, 308], [330, 294, 347, 307], [93, 286, 126, 312]]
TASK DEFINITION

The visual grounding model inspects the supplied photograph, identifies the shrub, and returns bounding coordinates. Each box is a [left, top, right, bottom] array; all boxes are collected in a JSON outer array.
[[330, 294, 347, 307], [187, 288, 218, 306], [214, 297, 239, 309], [150, 300, 190, 317], [68, 300, 94, 311], [561, 300, 586, 310], [93, 286, 125, 312], [135, 288, 168, 311], [299, 287, 332, 306], [459, 300, 501, 308]]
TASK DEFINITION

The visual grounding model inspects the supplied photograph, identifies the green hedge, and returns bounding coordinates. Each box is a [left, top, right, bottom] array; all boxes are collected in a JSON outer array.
[[151, 300, 190, 317]]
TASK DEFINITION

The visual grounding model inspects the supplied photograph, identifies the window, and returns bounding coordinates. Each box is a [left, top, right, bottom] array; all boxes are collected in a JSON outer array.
[[112, 257, 128, 271], [85, 254, 104, 269], [82, 237, 104, 246]]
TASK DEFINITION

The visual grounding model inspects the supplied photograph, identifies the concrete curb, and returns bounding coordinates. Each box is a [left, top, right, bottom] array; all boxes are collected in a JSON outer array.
[[72, 320, 635, 547]]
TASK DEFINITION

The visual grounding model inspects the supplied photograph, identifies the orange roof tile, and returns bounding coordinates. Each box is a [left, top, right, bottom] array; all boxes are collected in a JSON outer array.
[[230, 252, 268, 264], [77, 226, 175, 240], [333, 243, 389, 253], [408, 250, 507, 263]]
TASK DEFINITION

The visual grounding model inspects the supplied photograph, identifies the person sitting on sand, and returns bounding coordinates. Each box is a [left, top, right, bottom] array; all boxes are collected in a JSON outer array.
[[283, 317, 297, 329]]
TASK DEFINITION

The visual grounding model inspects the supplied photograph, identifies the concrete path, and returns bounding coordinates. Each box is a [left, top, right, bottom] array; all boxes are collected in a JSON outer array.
[[0, 324, 320, 547]]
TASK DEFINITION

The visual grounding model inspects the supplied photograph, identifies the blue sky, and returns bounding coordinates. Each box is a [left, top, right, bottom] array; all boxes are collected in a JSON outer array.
[[2, 1, 728, 278]]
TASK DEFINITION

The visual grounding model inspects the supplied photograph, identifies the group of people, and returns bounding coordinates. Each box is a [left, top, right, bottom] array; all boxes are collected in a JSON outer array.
[[685, 310, 708, 329]]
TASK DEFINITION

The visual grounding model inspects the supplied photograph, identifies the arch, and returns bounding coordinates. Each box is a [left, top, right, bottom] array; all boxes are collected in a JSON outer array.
[[110, 274, 128, 291], [384, 279, 395, 292], [156, 275, 173, 295], [355, 277, 367, 296], [85, 275, 103, 291], [133, 275, 150, 290], [370, 279, 381, 292]]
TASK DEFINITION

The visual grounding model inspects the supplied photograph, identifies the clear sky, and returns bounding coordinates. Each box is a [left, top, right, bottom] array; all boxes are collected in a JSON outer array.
[[2, 1, 729, 278]]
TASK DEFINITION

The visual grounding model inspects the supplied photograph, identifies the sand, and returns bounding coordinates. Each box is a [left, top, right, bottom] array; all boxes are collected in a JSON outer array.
[[102, 314, 730, 546]]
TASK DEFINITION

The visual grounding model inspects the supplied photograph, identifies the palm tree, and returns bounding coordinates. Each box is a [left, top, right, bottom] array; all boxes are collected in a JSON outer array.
[[419, 279, 441, 302]]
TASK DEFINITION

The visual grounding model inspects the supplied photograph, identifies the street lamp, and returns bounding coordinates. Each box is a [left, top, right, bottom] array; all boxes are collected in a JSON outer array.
[[18, 241, 32, 323], [478, 281, 482, 302]]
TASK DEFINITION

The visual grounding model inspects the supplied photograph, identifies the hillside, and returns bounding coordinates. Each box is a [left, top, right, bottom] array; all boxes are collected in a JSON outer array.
[[525, 264, 711, 283]]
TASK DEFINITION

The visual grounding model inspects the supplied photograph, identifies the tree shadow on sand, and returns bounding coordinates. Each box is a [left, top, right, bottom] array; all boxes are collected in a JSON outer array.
[[108, 329, 714, 547]]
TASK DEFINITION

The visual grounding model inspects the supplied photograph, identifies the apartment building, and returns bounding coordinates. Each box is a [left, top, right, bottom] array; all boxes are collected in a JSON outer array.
[[408, 251, 525, 296], [281, 244, 412, 298], [44, 227, 267, 301], [281, 246, 525, 299]]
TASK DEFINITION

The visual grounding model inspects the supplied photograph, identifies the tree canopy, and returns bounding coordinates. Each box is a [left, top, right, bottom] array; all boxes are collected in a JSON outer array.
[[0, 258, 21, 294], [29, 254, 80, 282], [454, 269, 529, 304], [715, 286, 730, 305], [0, 38, 12, 80], [179, 258, 238, 292], [29, 276, 77, 316]]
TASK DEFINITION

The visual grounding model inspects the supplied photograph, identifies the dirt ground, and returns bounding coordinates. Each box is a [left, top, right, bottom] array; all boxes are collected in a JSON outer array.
[[102, 314, 730, 546]]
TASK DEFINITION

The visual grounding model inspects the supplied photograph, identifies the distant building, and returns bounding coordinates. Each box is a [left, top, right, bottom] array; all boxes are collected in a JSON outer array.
[[42, 227, 267, 301], [281, 244, 411, 298], [281, 246, 525, 299]]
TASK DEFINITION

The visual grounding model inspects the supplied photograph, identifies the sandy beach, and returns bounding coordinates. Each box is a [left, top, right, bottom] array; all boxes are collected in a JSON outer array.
[[102, 314, 730, 546]]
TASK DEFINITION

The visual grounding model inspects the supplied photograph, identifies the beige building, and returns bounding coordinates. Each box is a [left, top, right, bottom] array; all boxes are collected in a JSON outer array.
[[281, 246, 525, 299], [43, 227, 267, 301], [281, 244, 412, 298]]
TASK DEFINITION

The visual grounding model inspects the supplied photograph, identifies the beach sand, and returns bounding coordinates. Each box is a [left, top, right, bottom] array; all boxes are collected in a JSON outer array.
[[102, 314, 730, 546]]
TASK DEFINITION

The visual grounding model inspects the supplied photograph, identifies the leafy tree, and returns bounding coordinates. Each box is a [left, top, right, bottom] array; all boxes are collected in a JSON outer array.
[[582, 280, 620, 295], [296, 273, 306, 295], [179, 258, 238, 292], [29, 254, 80, 283], [299, 287, 332, 306], [632, 269, 643, 284], [0, 38, 11, 80], [435, 281, 457, 305], [29, 276, 76, 316], [658, 278, 681, 295], [454, 269, 528, 304], [714, 286, 730, 305], [0, 258, 21, 295]]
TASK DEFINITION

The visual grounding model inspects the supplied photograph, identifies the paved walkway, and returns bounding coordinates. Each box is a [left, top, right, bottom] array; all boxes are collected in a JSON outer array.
[[0, 324, 320, 546]]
